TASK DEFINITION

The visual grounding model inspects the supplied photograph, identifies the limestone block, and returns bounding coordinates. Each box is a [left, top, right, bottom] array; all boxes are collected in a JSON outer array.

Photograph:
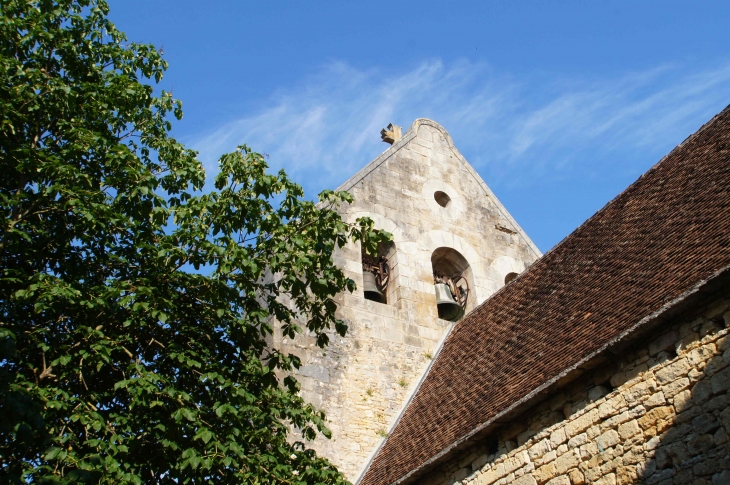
[[655, 358, 691, 384], [568, 469, 586, 485], [453, 466, 470, 482], [513, 475, 538, 485], [645, 436, 661, 450], [476, 467, 501, 485], [675, 332, 701, 354], [533, 462, 557, 484], [564, 409, 599, 438], [692, 453, 721, 475], [567, 433, 587, 449], [706, 355, 728, 376], [628, 404, 645, 418], [540, 450, 557, 465], [617, 420, 641, 439], [593, 473, 617, 485], [600, 411, 630, 431], [717, 333, 730, 353], [644, 391, 666, 407], [555, 450, 580, 475], [693, 379, 714, 404], [582, 463, 604, 483], [637, 406, 674, 430], [545, 475, 570, 485], [649, 330, 679, 356], [550, 427, 568, 448], [471, 453, 491, 472], [645, 469, 673, 484], [714, 426, 728, 445], [662, 377, 690, 398], [528, 439, 552, 460], [624, 379, 656, 404], [549, 393, 568, 411], [712, 470, 730, 485], [692, 412, 722, 435], [710, 366, 730, 394], [518, 428, 537, 447], [586, 424, 601, 440], [688, 345, 717, 367], [578, 441, 598, 459], [599, 457, 621, 477], [626, 363, 649, 383], [701, 319, 724, 338], [500, 470, 520, 485], [598, 395, 627, 418], [596, 429, 620, 450], [688, 434, 715, 456]]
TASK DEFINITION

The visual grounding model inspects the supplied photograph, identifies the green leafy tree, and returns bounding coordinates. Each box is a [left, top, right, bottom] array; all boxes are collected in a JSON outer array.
[[0, 1, 389, 483]]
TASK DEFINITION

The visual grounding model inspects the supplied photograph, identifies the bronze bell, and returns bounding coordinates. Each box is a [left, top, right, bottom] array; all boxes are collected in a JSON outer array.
[[363, 271, 386, 303], [434, 283, 464, 321]]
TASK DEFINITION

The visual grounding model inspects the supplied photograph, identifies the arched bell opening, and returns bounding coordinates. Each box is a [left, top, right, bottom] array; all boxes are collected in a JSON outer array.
[[431, 247, 474, 321], [362, 239, 396, 305], [505, 272, 519, 285]]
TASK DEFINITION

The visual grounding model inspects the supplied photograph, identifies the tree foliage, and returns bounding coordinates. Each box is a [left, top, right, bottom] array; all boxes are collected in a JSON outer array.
[[0, 1, 389, 483]]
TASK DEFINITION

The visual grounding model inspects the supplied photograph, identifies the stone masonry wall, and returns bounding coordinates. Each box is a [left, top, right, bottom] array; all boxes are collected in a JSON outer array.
[[424, 294, 730, 485], [271, 120, 541, 480]]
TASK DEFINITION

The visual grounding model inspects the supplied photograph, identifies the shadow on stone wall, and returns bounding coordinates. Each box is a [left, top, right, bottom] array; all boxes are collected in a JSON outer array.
[[635, 319, 730, 485]]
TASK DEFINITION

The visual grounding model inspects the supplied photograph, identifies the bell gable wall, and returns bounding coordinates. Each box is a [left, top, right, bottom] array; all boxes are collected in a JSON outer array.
[[271, 119, 541, 479]]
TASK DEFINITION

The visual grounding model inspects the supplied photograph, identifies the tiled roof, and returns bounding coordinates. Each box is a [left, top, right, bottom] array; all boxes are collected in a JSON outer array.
[[360, 105, 730, 485]]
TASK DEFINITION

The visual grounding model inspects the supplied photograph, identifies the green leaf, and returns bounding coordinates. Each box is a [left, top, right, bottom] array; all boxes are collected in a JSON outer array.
[[182, 408, 196, 421], [44, 448, 61, 460]]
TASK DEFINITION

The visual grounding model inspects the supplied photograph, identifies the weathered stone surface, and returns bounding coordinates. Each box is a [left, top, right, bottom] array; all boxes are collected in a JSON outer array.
[[713, 470, 730, 485], [644, 391, 666, 407], [471, 453, 491, 471], [663, 377, 690, 397], [545, 475, 569, 485], [532, 462, 557, 484], [568, 468, 585, 485], [650, 331, 679, 356], [513, 475, 538, 485], [272, 120, 541, 479], [655, 358, 691, 384], [618, 419, 642, 439], [598, 394, 627, 418], [564, 409, 599, 438], [638, 406, 674, 430], [555, 450, 580, 474], [594, 473, 617, 485], [567, 433, 587, 449], [616, 465, 638, 485], [624, 379, 655, 403], [414, 298, 730, 485], [550, 428, 567, 448], [711, 366, 730, 394], [597, 429, 620, 449], [528, 439, 551, 460]]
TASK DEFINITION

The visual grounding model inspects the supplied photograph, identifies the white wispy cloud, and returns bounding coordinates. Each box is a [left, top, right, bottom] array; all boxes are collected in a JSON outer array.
[[189, 59, 730, 196]]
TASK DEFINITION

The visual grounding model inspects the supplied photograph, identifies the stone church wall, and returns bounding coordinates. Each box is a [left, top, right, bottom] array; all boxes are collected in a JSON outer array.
[[271, 120, 541, 480], [424, 295, 730, 485]]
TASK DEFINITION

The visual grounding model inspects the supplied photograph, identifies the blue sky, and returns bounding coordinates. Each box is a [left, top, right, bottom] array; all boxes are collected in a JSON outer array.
[[109, 1, 730, 252]]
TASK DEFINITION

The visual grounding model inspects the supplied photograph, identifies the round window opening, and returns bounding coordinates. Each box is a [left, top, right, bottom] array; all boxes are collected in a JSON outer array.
[[434, 191, 451, 208]]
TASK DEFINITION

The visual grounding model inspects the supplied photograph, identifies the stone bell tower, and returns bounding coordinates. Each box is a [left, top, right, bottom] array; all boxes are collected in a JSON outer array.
[[271, 119, 541, 480]]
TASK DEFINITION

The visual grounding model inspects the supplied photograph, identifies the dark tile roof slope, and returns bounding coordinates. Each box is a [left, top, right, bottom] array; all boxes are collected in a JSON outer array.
[[360, 105, 730, 485]]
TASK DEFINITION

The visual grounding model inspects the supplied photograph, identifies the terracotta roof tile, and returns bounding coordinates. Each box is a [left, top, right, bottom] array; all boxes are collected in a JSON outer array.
[[360, 104, 730, 485]]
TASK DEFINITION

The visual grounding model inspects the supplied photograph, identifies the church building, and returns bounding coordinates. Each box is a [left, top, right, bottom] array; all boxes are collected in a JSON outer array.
[[279, 106, 730, 485]]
